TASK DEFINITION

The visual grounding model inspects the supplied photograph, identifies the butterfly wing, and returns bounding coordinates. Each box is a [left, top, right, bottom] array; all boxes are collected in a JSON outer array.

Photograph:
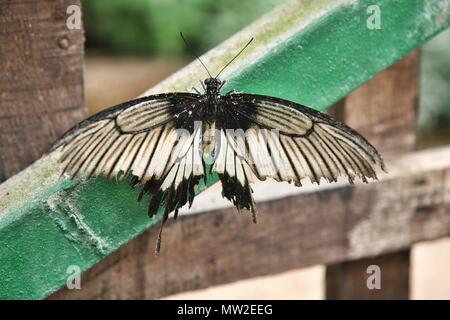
[[213, 93, 385, 216], [53, 93, 207, 221]]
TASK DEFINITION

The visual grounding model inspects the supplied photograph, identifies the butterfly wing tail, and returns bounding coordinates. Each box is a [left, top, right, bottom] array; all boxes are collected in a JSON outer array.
[[218, 167, 257, 224]]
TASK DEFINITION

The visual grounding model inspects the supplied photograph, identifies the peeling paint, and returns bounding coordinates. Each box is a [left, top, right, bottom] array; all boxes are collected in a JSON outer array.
[[0, 153, 61, 222], [45, 191, 109, 255], [424, 0, 450, 30]]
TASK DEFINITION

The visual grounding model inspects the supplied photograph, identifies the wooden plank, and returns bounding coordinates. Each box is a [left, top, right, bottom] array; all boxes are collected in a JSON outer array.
[[326, 250, 410, 299], [1, 0, 449, 299], [343, 51, 419, 155], [50, 146, 450, 299], [324, 51, 419, 299], [0, 0, 85, 180]]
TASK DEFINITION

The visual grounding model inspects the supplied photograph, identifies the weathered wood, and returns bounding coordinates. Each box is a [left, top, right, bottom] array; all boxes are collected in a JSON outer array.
[[1, 0, 448, 300], [0, 0, 85, 180], [50, 145, 450, 299], [343, 51, 418, 155], [326, 250, 410, 299], [324, 51, 419, 299]]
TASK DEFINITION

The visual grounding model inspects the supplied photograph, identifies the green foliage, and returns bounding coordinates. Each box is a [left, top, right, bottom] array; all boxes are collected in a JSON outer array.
[[82, 0, 284, 56], [420, 28, 450, 128]]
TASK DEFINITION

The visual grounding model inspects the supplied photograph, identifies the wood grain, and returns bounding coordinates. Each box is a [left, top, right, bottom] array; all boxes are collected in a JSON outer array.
[[0, 0, 85, 180], [324, 51, 419, 299], [326, 250, 410, 300], [343, 51, 419, 155], [50, 146, 450, 299]]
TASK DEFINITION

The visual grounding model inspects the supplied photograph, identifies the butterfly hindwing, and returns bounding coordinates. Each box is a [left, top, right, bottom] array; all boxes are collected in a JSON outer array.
[[212, 125, 257, 220]]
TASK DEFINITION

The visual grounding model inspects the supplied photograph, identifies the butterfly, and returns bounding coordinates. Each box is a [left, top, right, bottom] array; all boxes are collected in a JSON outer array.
[[51, 37, 385, 254]]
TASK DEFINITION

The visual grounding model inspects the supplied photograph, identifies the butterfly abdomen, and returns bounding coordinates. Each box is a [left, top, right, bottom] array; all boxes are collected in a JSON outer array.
[[202, 121, 216, 158]]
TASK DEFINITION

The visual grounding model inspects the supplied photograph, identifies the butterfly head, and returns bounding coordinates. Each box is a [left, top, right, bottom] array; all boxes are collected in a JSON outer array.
[[204, 77, 223, 94]]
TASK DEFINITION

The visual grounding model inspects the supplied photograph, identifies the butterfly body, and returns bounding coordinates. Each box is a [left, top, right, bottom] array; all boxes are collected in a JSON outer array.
[[204, 77, 223, 105]]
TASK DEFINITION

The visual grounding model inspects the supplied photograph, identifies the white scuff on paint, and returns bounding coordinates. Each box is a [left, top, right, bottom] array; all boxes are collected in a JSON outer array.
[[408, 0, 450, 39], [423, 0, 450, 24], [46, 191, 109, 255], [0, 152, 64, 225]]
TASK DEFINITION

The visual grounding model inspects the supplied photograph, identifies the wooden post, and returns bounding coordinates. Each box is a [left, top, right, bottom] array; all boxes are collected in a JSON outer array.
[[326, 250, 410, 300], [0, 0, 85, 181], [325, 51, 419, 299]]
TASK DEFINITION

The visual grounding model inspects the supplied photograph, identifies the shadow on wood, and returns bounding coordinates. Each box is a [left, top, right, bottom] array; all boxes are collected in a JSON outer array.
[[326, 250, 410, 299]]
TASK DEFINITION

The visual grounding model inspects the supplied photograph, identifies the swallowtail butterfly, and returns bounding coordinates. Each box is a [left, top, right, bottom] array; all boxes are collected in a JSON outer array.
[[52, 37, 385, 254]]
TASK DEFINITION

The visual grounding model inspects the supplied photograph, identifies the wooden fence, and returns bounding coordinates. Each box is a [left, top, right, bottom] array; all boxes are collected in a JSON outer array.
[[0, 0, 449, 299]]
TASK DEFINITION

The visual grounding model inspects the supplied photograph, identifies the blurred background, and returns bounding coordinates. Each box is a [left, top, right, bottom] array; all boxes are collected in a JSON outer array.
[[83, 0, 284, 114], [81, 0, 450, 299]]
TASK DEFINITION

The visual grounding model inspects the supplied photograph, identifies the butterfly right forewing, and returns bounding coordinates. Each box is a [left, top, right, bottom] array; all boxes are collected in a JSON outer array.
[[221, 93, 384, 182], [210, 93, 385, 220]]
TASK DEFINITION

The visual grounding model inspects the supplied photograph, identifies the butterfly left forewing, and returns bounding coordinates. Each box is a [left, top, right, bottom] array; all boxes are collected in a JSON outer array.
[[52, 93, 208, 218]]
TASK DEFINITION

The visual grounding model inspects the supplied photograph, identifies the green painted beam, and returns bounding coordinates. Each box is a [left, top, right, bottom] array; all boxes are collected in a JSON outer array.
[[0, 0, 449, 299]]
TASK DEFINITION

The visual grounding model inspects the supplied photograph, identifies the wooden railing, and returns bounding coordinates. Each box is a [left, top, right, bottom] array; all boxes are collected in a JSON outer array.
[[0, 0, 449, 299]]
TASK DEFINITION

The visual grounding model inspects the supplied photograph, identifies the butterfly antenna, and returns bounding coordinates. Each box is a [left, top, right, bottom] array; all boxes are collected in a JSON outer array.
[[215, 37, 254, 78], [180, 32, 213, 78]]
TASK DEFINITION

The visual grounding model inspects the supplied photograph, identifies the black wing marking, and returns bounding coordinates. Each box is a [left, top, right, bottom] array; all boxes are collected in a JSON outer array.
[[212, 126, 258, 221], [132, 123, 206, 254], [212, 93, 385, 218]]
